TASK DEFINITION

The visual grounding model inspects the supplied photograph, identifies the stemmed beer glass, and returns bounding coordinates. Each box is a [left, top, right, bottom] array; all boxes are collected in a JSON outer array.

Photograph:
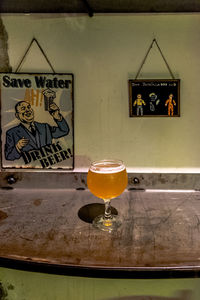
[[87, 159, 128, 232]]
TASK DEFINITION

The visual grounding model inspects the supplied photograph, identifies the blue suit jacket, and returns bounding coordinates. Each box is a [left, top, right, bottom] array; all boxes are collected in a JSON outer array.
[[5, 118, 69, 161]]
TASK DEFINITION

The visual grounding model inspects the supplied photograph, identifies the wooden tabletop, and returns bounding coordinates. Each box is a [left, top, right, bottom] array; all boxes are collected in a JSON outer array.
[[1, 188, 200, 278]]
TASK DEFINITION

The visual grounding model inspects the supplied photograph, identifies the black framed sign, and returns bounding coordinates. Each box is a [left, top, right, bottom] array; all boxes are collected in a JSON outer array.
[[129, 79, 180, 117], [1, 73, 74, 170]]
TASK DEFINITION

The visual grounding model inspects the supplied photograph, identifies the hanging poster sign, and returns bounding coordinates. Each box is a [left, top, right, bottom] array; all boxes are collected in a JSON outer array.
[[1, 73, 74, 170], [129, 79, 180, 117]]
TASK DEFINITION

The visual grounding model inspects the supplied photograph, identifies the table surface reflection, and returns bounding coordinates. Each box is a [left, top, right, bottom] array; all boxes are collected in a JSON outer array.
[[0, 188, 200, 277]]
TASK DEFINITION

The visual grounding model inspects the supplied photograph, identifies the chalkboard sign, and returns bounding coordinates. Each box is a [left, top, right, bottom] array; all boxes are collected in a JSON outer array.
[[129, 79, 180, 117]]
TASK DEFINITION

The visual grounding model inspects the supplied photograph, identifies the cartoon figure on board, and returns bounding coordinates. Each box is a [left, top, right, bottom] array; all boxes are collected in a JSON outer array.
[[165, 93, 176, 116], [133, 94, 146, 116], [149, 92, 160, 112], [4, 89, 70, 161]]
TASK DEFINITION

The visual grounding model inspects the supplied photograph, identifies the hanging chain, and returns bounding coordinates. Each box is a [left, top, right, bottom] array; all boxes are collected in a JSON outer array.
[[15, 37, 55, 73], [135, 38, 175, 80]]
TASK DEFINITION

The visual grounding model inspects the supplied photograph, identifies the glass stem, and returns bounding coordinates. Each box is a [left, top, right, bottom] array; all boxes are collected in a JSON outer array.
[[104, 200, 112, 220]]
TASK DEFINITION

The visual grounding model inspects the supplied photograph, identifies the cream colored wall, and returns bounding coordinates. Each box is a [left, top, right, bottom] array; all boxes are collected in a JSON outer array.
[[1, 267, 200, 300], [2, 14, 200, 172]]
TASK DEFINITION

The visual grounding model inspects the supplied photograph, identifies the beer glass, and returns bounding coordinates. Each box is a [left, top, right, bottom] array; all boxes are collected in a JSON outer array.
[[87, 159, 128, 232]]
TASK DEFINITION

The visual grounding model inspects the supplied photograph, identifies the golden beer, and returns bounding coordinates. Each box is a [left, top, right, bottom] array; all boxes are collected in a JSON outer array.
[[87, 161, 128, 200]]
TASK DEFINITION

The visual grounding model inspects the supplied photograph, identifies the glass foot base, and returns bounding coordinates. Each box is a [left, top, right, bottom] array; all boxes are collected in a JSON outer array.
[[93, 214, 121, 232]]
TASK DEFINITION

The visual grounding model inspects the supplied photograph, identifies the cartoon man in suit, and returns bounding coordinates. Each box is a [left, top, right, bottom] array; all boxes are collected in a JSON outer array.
[[5, 101, 70, 161]]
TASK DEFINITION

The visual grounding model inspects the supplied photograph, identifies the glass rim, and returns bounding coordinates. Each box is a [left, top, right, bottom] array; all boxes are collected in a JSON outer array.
[[90, 159, 124, 166], [89, 159, 126, 173]]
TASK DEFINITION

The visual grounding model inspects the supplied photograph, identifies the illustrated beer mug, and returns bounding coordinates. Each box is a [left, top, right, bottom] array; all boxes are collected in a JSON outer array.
[[87, 159, 128, 232], [43, 88, 56, 111]]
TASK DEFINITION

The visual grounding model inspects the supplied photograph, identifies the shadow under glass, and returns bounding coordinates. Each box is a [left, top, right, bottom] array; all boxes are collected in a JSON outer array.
[[78, 203, 118, 224]]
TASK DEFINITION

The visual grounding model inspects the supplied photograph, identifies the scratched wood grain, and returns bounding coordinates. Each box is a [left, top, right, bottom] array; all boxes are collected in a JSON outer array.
[[0, 188, 200, 270]]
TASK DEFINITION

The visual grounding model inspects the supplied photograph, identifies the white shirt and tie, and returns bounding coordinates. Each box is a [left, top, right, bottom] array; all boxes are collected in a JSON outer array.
[[23, 122, 41, 148]]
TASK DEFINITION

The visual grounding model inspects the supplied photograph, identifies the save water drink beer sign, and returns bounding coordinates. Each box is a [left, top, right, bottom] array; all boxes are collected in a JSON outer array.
[[1, 73, 74, 170]]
